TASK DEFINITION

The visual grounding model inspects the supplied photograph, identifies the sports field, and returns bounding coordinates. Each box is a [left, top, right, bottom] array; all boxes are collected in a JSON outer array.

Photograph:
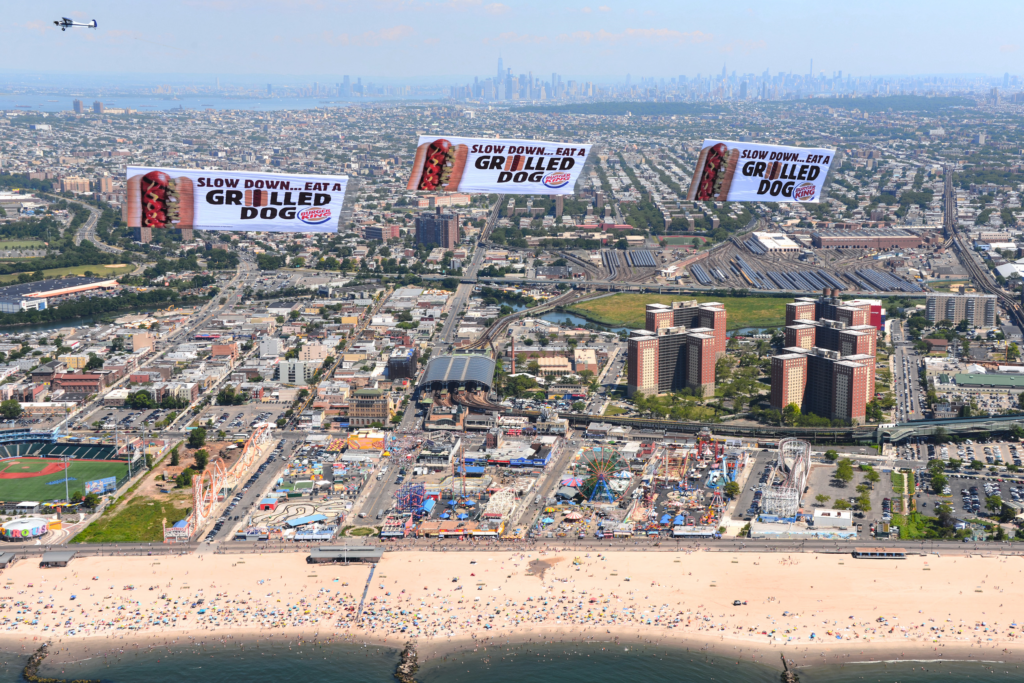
[[566, 293, 788, 330], [0, 458, 128, 501]]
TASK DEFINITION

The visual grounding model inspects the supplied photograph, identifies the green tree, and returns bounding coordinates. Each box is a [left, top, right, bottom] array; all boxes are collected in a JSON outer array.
[[0, 399, 22, 420], [125, 390, 156, 410], [985, 495, 1003, 514], [832, 498, 852, 510], [170, 445, 179, 466], [187, 427, 206, 449], [824, 449, 839, 463], [571, 401, 586, 412], [175, 468, 194, 488], [931, 472, 948, 493], [193, 449, 209, 472], [834, 458, 854, 486], [83, 492, 101, 508], [782, 403, 801, 426], [856, 493, 872, 512], [815, 494, 830, 506], [865, 470, 881, 488], [84, 353, 104, 371], [723, 481, 740, 498], [1009, 342, 1021, 362]]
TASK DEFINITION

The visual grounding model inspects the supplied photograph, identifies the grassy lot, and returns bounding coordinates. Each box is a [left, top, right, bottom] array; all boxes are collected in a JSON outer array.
[[603, 405, 628, 416], [661, 236, 706, 246], [891, 472, 905, 493], [72, 494, 191, 543], [0, 459, 128, 502], [567, 293, 788, 330], [891, 511, 943, 540], [929, 280, 969, 293], [0, 263, 134, 284], [0, 240, 46, 249]]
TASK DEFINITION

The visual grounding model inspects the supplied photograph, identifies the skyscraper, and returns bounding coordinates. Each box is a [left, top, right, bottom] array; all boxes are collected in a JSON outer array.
[[267, 84, 273, 95], [414, 208, 459, 250], [497, 56, 503, 83], [72, 99, 83, 114]]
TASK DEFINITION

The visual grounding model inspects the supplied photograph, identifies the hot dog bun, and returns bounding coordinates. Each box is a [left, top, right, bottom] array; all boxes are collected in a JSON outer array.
[[444, 145, 469, 191], [407, 143, 429, 191], [716, 149, 739, 201], [687, 148, 710, 201], [175, 177, 194, 228], [126, 174, 143, 227]]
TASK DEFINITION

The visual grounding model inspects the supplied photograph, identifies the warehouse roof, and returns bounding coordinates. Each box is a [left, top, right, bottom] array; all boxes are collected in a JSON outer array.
[[420, 354, 496, 389], [0, 277, 118, 299], [954, 373, 1024, 389], [812, 228, 917, 238]]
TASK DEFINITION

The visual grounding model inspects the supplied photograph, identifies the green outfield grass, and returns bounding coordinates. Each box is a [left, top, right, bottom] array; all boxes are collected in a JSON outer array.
[[0, 459, 128, 502], [566, 293, 788, 331], [0, 264, 135, 284]]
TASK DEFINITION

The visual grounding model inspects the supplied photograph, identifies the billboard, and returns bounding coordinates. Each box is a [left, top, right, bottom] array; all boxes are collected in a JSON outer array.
[[126, 167, 348, 233], [686, 140, 835, 203], [407, 136, 591, 195], [85, 476, 117, 494]]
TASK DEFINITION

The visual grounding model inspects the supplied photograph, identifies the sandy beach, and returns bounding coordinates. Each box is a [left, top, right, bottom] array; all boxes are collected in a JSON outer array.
[[0, 548, 1021, 670]]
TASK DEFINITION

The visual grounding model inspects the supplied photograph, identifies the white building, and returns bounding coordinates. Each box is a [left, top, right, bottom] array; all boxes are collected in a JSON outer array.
[[259, 336, 282, 359], [752, 232, 800, 252]]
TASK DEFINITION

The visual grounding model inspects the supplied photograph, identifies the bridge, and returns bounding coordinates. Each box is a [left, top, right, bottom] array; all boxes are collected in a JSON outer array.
[[500, 411, 1024, 444]]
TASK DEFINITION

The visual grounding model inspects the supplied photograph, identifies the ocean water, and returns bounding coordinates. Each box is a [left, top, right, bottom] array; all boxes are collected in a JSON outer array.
[[1, 639, 1022, 682]]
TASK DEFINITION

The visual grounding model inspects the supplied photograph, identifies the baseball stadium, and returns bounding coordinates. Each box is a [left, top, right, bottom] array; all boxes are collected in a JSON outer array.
[[0, 442, 130, 503]]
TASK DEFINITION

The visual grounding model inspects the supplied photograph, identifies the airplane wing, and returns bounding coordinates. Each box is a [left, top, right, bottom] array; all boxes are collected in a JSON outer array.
[[62, 17, 73, 23]]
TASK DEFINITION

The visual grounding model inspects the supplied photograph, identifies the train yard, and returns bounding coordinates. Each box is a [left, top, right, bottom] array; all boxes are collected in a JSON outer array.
[[681, 237, 926, 294]]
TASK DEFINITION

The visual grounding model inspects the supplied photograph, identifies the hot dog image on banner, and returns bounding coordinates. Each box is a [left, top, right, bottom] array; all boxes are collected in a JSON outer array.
[[407, 136, 591, 195], [686, 140, 835, 203], [126, 167, 348, 233]]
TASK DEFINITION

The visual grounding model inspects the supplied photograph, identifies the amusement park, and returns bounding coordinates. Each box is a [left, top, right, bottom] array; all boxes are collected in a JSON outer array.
[[530, 430, 750, 540]]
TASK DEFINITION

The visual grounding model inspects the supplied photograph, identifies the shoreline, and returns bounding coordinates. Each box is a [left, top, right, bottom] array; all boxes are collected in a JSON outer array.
[[3, 628, 1018, 675], [0, 549, 1019, 675]]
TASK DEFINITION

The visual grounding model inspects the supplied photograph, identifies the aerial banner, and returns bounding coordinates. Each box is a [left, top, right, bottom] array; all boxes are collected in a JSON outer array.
[[126, 167, 348, 233], [686, 140, 835, 203], [406, 136, 591, 195]]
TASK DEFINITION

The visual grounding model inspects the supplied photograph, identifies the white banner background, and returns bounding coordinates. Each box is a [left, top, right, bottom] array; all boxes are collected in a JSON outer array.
[[407, 136, 591, 195], [126, 166, 348, 233], [686, 140, 835, 203]]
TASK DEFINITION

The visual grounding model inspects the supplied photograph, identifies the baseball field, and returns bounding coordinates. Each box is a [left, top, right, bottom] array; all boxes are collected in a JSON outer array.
[[0, 458, 129, 501]]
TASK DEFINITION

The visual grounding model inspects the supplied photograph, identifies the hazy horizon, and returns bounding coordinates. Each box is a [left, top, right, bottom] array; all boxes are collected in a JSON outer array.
[[1, 0, 1022, 82]]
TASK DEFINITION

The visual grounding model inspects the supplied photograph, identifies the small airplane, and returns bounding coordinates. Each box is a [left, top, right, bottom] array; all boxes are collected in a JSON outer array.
[[53, 17, 98, 31]]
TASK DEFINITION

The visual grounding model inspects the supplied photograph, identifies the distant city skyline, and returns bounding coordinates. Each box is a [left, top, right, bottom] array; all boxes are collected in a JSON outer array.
[[2, 1, 1024, 80]]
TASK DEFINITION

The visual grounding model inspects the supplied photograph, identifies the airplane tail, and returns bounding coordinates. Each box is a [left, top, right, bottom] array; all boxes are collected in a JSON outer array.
[[90, 20, 98, 28]]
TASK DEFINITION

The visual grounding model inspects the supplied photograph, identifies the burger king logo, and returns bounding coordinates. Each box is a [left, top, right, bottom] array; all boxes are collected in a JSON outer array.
[[542, 172, 571, 189], [298, 207, 332, 225], [794, 182, 816, 202]]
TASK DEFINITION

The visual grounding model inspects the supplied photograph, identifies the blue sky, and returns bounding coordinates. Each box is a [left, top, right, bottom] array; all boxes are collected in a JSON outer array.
[[2, 0, 1022, 82]]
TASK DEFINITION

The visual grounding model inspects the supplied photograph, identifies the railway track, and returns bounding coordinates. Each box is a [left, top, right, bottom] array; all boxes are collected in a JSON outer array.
[[466, 289, 610, 354], [945, 169, 1024, 330]]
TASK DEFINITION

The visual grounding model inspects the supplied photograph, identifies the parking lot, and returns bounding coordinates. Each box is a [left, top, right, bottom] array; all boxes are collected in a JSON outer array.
[[199, 405, 287, 436], [73, 407, 177, 432]]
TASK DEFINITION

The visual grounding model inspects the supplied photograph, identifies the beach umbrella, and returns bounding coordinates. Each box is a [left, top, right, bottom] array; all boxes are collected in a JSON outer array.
[[457, 513, 469, 520], [448, 500, 458, 506], [440, 513, 450, 519], [464, 500, 476, 507], [542, 517, 554, 524]]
